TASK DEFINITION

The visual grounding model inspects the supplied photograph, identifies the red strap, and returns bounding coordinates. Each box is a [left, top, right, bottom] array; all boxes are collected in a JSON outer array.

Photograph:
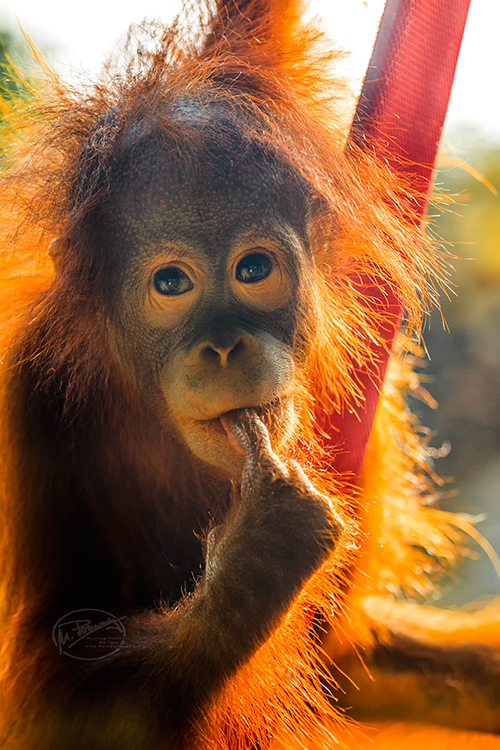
[[316, 0, 471, 476]]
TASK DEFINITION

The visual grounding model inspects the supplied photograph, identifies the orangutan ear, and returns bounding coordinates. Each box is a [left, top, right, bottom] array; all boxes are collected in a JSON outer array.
[[48, 237, 64, 271]]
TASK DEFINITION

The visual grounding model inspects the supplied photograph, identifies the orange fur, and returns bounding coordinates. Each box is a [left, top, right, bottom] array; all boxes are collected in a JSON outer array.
[[274, 723, 500, 750], [0, 1, 498, 748]]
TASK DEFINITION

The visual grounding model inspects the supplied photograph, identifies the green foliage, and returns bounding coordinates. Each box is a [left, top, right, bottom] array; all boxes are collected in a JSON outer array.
[[438, 141, 500, 290], [0, 28, 30, 101], [418, 133, 500, 604], [0, 27, 38, 165]]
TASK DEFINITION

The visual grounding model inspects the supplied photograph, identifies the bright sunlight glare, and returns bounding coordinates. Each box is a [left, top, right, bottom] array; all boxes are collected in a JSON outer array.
[[0, 0, 498, 142]]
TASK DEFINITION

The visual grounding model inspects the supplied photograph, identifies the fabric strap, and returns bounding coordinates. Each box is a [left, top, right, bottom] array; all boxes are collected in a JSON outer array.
[[317, 0, 471, 475]]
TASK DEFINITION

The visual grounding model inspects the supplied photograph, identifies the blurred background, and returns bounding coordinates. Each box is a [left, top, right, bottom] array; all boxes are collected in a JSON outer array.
[[0, 0, 498, 605]]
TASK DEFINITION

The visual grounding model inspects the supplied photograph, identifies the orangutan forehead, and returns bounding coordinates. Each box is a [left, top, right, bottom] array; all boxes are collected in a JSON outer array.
[[107, 192, 309, 272], [116, 143, 301, 202], [114, 167, 287, 229], [106, 148, 311, 248], [105, 100, 309, 200]]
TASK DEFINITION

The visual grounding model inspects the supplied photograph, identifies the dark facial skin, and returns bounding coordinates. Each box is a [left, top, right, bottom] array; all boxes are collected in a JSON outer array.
[[106, 148, 316, 473]]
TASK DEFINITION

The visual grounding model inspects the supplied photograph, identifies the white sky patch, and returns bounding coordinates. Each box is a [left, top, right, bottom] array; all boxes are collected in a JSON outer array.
[[0, 0, 498, 143]]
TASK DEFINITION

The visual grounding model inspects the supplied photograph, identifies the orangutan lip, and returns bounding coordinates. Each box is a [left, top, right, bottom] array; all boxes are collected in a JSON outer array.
[[196, 409, 252, 436], [202, 417, 226, 435], [197, 401, 279, 436], [221, 403, 280, 433], [219, 405, 269, 426], [221, 407, 257, 421]]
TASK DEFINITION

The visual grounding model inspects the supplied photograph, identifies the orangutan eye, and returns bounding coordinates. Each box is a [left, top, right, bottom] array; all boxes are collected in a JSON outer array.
[[235, 252, 273, 283], [153, 267, 193, 295]]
